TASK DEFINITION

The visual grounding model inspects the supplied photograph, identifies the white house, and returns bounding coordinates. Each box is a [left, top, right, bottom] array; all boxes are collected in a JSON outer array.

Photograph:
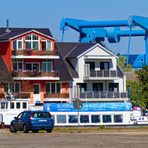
[[57, 42, 129, 102]]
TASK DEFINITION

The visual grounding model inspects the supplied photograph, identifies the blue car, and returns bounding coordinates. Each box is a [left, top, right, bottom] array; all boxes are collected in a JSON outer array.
[[10, 110, 54, 133]]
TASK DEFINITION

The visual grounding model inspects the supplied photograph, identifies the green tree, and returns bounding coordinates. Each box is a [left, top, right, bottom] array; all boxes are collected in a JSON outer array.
[[127, 80, 145, 109], [117, 54, 132, 71], [136, 66, 148, 108]]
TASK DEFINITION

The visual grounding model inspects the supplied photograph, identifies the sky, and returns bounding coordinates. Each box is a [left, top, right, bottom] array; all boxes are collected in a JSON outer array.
[[0, 0, 148, 54]]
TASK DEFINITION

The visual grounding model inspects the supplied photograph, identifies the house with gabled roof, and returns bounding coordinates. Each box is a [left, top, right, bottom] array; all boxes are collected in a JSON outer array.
[[0, 27, 71, 104], [57, 42, 129, 102]]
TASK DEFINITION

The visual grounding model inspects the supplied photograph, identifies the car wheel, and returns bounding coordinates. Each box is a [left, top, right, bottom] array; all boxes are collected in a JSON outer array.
[[32, 130, 38, 133], [47, 129, 52, 133], [10, 125, 17, 133], [23, 124, 28, 133]]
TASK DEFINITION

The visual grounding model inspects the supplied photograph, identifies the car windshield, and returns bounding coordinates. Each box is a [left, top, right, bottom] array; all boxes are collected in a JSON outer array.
[[32, 112, 51, 118]]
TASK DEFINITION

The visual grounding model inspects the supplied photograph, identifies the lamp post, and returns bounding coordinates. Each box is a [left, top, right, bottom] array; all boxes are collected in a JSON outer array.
[[73, 98, 83, 132]]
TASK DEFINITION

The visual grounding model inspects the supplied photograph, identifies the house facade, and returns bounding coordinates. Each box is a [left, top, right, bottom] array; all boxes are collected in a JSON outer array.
[[0, 28, 71, 104], [0, 27, 129, 105], [57, 42, 129, 102]]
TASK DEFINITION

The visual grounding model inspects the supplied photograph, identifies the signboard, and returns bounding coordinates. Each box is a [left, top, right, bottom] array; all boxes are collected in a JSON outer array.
[[73, 98, 83, 109], [44, 102, 132, 112]]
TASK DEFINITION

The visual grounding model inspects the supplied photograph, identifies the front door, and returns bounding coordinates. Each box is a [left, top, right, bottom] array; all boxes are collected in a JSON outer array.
[[33, 84, 41, 103]]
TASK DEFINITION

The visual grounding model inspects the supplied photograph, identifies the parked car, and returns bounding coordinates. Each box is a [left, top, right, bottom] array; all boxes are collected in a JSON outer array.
[[10, 110, 54, 133]]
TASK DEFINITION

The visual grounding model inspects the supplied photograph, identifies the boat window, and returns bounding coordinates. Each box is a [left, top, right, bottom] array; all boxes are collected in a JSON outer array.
[[16, 102, 20, 109], [68, 115, 78, 123], [102, 115, 111, 123], [10, 102, 15, 109], [114, 115, 123, 123], [0, 102, 7, 109], [22, 102, 27, 109], [57, 115, 66, 123], [91, 115, 100, 123], [80, 115, 89, 123]]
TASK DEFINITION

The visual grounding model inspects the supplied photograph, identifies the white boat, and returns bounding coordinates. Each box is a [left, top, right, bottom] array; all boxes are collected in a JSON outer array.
[[0, 98, 31, 125], [43, 102, 146, 126], [0, 98, 44, 125]]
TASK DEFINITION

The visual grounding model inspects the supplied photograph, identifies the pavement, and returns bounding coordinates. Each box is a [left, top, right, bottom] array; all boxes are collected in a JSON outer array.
[[0, 128, 148, 148]]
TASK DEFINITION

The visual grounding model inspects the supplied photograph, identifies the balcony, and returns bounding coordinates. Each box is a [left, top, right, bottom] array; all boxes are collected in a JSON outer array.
[[44, 93, 69, 98], [84, 70, 118, 80], [13, 92, 30, 99], [11, 50, 59, 59], [44, 93, 70, 102], [12, 70, 60, 80], [74, 91, 129, 102]]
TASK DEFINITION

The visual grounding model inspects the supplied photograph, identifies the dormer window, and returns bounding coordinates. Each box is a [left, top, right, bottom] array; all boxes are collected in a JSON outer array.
[[13, 38, 23, 50], [42, 39, 52, 51], [25, 34, 39, 50]]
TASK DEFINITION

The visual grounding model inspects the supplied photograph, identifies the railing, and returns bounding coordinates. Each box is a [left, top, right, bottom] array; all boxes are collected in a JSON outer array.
[[12, 49, 58, 56], [44, 93, 69, 98], [12, 70, 59, 78], [84, 70, 117, 78], [74, 91, 128, 99], [13, 92, 30, 98]]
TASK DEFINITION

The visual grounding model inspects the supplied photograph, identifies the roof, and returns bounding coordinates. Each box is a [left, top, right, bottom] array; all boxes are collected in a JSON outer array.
[[54, 43, 73, 81], [0, 55, 12, 83], [0, 27, 53, 41], [56, 42, 111, 78]]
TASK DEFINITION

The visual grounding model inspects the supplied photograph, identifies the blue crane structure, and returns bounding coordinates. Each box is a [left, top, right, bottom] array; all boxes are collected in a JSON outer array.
[[60, 16, 148, 68]]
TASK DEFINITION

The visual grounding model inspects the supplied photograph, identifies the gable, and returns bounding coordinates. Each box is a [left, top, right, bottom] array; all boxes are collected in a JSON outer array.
[[78, 44, 117, 59], [10, 30, 54, 41]]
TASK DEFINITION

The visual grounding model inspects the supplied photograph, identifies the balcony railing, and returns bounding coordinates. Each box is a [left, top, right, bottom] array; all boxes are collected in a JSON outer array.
[[12, 70, 59, 78], [12, 49, 58, 56], [74, 91, 128, 99], [13, 92, 30, 99], [44, 93, 69, 98], [84, 70, 117, 78]]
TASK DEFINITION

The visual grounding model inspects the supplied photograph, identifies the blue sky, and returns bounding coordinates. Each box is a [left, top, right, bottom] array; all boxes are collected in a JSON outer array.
[[0, 0, 148, 54]]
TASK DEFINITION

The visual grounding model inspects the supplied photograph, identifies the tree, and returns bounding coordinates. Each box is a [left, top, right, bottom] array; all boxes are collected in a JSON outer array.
[[136, 66, 148, 108], [117, 54, 132, 71], [127, 80, 146, 109]]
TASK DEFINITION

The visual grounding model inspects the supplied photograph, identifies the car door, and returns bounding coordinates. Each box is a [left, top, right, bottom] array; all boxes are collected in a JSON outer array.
[[14, 112, 27, 130]]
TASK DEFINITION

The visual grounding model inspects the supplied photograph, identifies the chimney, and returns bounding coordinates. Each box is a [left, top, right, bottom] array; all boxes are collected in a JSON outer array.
[[5, 19, 11, 33]]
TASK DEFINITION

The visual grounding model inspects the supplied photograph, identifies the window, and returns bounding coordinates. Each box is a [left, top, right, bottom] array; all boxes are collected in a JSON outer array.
[[46, 83, 61, 94], [91, 115, 100, 123], [4, 83, 8, 92], [12, 38, 23, 50], [25, 63, 40, 72], [16, 102, 20, 109], [42, 39, 52, 51], [109, 83, 119, 92], [100, 62, 109, 70], [22, 102, 27, 109], [10, 102, 14, 109], [114, 115, 123, 123], [77, 83, 87, 93], [26, 63, 32, 71], [85, 62, 95, 70], [25, 34, 39, 50], [57, 115, 66, 123], [102, 115, 111, 123], [13, 60, 23, 71], [34, 84, 40, 94], [42, 60, 52, 72], [13, 40, 17, 50], [68, 115, 78, 123], [12, 83, 20, 93], [93, 83, 103, 92], [80, 115, 89, 123]]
